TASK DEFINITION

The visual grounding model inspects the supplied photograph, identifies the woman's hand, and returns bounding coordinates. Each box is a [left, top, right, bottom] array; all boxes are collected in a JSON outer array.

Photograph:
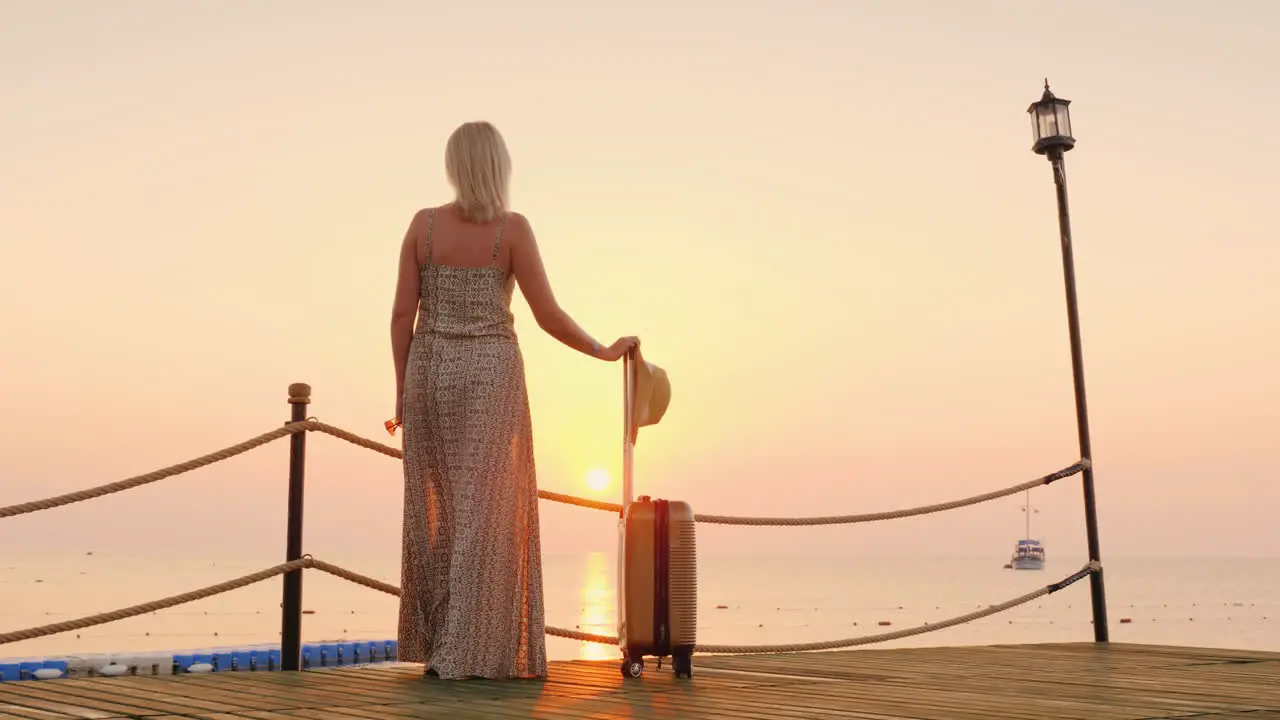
[[596, 336, 640, 361]]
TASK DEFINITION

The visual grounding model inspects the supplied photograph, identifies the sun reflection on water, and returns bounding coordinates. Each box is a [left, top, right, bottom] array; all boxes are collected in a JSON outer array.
[[577, 551, 616, 661]]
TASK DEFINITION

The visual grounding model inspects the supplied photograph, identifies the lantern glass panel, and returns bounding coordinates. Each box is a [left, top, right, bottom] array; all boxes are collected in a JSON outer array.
[[1036, 104, 1060, 140], [1055, 102, 1072, 138]]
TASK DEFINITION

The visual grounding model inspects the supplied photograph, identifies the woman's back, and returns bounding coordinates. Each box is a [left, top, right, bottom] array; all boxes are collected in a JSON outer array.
[[418, 204, 515, 269], [415, 205, 517, 341]]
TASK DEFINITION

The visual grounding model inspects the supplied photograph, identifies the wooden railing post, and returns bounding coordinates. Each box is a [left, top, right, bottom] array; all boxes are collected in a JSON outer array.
[[280, 383, 310, 671]]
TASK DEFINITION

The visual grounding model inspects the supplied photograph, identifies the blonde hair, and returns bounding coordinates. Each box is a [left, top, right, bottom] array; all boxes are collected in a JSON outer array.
[[444, 121, 512, 223]]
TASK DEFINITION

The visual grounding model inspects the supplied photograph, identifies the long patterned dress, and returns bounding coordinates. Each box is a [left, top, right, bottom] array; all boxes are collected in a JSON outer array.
[[398, 208, 547, 680]]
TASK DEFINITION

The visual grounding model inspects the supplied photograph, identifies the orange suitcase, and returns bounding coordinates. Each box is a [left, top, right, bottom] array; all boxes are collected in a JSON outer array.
[[619, 495, 697, 678], [616, 349, 697, 679]]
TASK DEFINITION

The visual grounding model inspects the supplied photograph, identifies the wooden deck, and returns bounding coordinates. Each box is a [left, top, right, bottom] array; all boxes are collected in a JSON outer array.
[[1, 643, 1277, 720]]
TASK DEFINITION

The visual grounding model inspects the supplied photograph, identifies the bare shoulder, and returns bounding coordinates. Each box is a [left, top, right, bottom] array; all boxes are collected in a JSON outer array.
[[505, 210, 532, 232], [399, 207, 440, 265], [503, 211, 535, 246], [410, 205, 443, 229], [404, 205, 444, 241]]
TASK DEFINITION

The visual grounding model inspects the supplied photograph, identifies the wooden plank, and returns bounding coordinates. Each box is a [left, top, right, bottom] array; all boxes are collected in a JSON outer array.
[[0, 683, 153, 719], [0, 679, 200, 717], [112, 676, 321, 712], [0, 704, 111, 720], [0, 693, 125, 720], [159, 671, 430, 706], [31, 678, 252, 715], [0, 710, 87, 720]]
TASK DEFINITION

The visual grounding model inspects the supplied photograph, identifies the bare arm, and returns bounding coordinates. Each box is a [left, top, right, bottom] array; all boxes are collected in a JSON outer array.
[[508, 213, 606, 358], [390, 211, 423, 399]]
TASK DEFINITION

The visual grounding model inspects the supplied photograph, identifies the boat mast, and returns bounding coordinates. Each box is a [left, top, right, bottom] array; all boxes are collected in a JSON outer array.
[[1024, 490, 1031, 539]]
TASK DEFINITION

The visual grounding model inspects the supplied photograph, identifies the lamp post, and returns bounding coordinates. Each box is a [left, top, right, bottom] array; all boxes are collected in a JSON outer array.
[[1028, 80, 1109, 643]]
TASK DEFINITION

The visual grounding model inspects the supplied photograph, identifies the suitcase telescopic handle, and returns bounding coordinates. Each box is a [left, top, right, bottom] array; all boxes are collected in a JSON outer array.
[[621, 346, 637, 515], [616, 346, 639, 652]]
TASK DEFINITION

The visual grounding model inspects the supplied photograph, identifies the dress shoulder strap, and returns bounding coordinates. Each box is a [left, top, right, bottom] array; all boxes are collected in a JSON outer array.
[[491, 213, 508, 266], [422, 208, 436, 265]]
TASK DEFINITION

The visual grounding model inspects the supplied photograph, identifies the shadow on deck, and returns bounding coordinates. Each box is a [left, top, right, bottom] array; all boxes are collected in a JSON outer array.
[[1, 643, 1277, 720]]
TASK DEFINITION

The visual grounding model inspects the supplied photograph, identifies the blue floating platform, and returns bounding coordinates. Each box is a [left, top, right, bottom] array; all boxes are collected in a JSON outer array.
[[0, 639, 399, 681]]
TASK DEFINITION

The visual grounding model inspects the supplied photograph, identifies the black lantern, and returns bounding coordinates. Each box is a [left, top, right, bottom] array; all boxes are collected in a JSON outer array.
[[1028, 79, 1074, 155]]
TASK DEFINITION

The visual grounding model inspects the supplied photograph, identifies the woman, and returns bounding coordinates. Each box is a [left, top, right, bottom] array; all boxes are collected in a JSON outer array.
[[389, 121, 638, 680]]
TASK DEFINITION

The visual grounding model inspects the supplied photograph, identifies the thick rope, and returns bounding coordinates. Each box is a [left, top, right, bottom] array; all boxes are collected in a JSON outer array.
[[0, 425, 305, 519], [307, 557, 402, 596], [694, 462, 1087, 526], [303, 423, 628, 512], [0, 420, 1086, 527], [0, 421, 392, 519], [303, 557, 617, 644], [694, 562, 1100, 654], [0, 559, 310, 645], [307, 421, 402, 460], [537, 490, 622, 514]]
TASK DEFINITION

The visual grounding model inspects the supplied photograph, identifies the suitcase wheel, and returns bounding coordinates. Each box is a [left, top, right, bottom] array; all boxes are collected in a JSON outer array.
[[672, 650, 693, 679], [621, 655, 644, 679]]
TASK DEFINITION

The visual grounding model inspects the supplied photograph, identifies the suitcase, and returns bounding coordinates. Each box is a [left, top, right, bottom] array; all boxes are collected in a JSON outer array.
[[617, 349, 697, 679]]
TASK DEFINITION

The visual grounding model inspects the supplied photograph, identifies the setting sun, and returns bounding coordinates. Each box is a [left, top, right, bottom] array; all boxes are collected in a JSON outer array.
[[585, 468, 611, 492]]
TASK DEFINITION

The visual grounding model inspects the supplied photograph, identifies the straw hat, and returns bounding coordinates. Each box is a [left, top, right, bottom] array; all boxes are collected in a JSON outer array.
[[630, 346, 671, 444]]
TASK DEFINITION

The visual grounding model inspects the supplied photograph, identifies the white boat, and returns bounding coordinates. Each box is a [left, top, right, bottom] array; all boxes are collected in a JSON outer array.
[[1011, 538, 1045, 570], [1009, 491, 1044, 570]]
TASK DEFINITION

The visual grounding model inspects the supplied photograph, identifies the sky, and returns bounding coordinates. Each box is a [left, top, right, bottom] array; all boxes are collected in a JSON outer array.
[[1, 0, 1276, 566]]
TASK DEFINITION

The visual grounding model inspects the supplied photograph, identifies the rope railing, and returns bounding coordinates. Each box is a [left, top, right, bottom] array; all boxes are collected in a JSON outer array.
[[694, 561, 1099, 654], [0, 386, 1109, 666], [691, 461, 1086, 526], [0, 425, 305, 519], [0, 420, 1086, 526], [0, 556, 1100, 654], [0, 558, 310, 645]]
